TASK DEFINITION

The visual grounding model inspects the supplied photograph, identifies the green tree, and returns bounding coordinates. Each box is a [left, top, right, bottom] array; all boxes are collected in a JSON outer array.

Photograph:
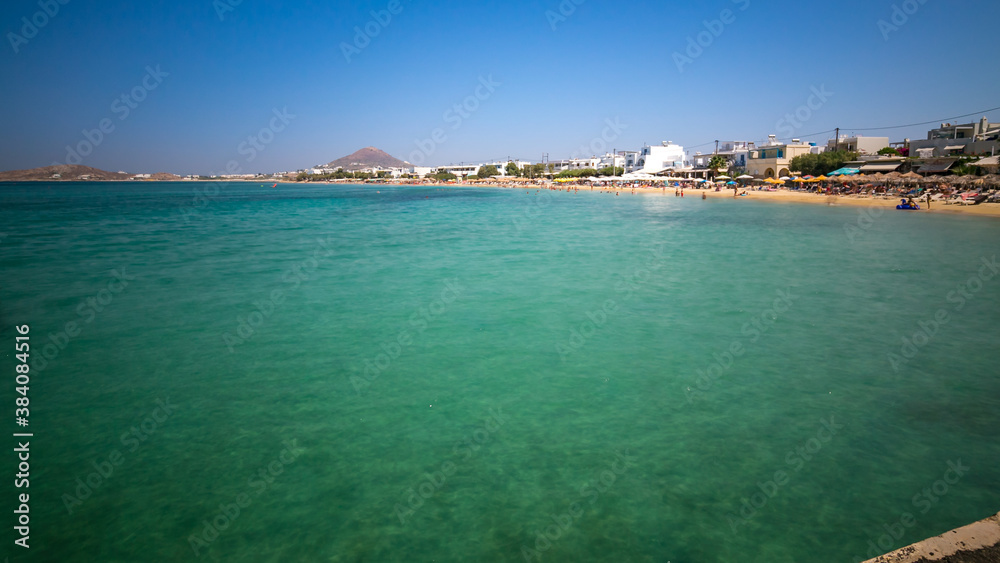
[[951, 164, 978, 176], [708, 155, 728, 177], [878, 147, 901, 156], [789, 150, 858, 176], [597, 166, 624, 176], [505, 161, 520, 177], [477, 165, 499, 179]]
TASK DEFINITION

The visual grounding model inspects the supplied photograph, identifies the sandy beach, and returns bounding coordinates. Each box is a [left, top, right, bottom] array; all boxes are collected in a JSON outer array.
[[373, 180, 1000, 218]]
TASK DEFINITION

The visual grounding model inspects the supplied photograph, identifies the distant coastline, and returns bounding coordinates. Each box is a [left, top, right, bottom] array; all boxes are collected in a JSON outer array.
[[6, 177, 999, 218]]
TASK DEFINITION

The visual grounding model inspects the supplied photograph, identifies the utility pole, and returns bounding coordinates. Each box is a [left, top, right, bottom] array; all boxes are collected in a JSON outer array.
[[715, 140, 719, 155], [835, 128, 840, 152]]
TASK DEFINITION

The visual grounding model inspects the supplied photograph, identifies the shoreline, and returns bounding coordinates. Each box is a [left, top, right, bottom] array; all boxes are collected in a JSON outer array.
[[418, 181, 1000, 218], [5, 179, 1000, 218]]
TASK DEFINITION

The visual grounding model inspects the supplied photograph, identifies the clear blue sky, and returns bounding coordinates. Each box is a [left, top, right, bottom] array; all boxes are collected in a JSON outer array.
[[1, 0, 998, 175]]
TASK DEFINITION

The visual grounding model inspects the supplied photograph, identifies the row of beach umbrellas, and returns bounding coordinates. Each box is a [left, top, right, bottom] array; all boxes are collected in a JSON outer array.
[[755, 172, 1000, 186]]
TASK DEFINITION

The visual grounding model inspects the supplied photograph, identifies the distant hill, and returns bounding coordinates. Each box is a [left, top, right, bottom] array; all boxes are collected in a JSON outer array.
[[326, 147, 410, 171], [147, 172, 182, 181], [0, 164, 132, 181]]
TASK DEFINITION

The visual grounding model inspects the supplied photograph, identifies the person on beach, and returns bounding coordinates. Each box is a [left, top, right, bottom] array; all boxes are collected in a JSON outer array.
[[926, 193, 931, 210]]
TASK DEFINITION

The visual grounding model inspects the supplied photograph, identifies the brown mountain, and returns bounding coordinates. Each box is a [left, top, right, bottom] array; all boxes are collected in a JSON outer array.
[[326, 147, 410, 171], [0, 164, 132, 181]]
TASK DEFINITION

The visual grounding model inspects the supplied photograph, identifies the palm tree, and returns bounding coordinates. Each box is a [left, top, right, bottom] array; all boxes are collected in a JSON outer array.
[[707, 155, 728, 180], [951, 163, 978, 177]]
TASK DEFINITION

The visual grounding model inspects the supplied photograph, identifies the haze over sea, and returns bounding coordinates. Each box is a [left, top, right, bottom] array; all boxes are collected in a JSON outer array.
[[2, 182, 998, 562]]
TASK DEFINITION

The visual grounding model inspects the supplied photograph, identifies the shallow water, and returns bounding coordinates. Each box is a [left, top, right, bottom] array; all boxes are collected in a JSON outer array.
[[1, 182, 998, 562]]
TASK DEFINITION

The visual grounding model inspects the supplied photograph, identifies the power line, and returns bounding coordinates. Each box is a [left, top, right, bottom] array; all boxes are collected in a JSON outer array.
[[684, 105, 1000, 153], [847, 105, 1000, 132]]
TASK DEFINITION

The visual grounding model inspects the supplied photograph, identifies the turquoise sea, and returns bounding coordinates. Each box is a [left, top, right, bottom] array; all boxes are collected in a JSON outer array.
[[1, 182, 999, 562]]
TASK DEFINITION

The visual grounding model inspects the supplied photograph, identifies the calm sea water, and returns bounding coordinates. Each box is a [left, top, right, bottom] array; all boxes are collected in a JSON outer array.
[[1, 182, 998, 563]]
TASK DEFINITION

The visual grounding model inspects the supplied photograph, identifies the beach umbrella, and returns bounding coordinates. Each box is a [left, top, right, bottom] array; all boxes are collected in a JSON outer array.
[[716, 175, 732, 180], [726, 181, 737, 185], [736, 174, 754, 180]]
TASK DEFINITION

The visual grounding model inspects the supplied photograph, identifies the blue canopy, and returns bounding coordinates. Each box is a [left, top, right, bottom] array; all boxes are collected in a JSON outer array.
[[827, 167, 860, 176]]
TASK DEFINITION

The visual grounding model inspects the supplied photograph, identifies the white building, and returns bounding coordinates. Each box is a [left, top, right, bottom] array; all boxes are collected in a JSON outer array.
[[826, 135, 889, 155], [691, 141, 753, 170], [907, 117, 1000, 157], [547, 158, 601, 173], [627, 142, 687, 174]]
